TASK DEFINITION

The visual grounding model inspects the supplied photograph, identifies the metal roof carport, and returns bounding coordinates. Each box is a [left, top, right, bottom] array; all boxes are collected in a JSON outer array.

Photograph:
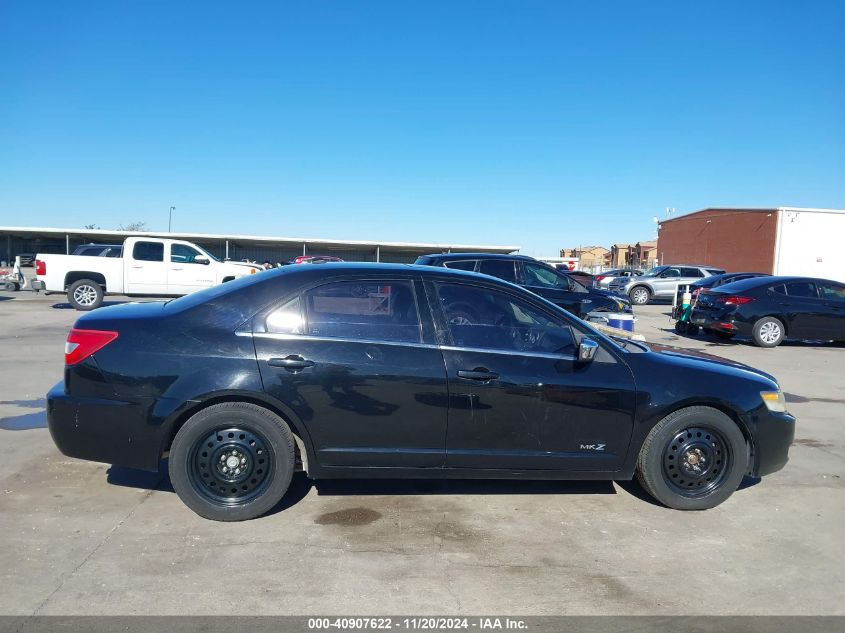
[[0, 226, 519, 266]]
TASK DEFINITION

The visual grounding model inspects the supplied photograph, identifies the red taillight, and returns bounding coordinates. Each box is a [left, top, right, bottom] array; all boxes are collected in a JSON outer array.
[[720, 295, 755, 306], [65, 328, 119, 365], [595, 275, 605, 281], [35, 259, 46, 276]]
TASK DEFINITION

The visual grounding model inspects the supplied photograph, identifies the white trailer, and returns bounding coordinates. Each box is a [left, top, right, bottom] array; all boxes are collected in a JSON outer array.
[[773, 208, 845, 282]]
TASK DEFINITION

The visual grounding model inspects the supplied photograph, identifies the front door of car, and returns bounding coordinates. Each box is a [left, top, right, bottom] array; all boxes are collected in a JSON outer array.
[[168, 242, 215, 294], [431, 281, 637, 471], [773, 281, 826, 339], [519, 261, 588, 316], [818, 282, 845, 340], [253, 278, 448, 469], [125, 240, 168, 294]]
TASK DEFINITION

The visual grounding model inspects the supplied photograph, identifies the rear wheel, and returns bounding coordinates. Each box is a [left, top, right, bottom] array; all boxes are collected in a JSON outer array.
[[629, 286, 651, 305], [169, 402, 295, 521], [752, 317, 784, 348], [636, 406, 747, 510], [68, 279, 104, 310]]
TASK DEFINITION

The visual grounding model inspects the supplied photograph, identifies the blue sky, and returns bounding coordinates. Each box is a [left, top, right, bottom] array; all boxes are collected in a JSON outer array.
[[1, 1, 843, 255]]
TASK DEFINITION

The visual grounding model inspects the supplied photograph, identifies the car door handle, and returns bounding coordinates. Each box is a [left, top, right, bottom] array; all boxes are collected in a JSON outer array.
[[130, 265, 144, 269], [170, 267, 183, 271], [457, 368, 499, 381], [268, 355, 315, 370]]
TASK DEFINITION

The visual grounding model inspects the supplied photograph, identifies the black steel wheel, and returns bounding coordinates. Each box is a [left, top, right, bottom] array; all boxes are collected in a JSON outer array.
[[636, 406, 747, 510], [169, 402, 296, 521], [661, 426, 731, 498], [190, 427, 274, 505]]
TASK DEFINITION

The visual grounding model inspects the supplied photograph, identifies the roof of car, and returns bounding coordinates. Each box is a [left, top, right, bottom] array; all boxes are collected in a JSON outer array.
[[708, 275, 840, 292], [417, 252, 536, 262]]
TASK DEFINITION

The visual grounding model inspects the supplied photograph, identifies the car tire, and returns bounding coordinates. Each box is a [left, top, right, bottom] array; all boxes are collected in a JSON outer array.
[[629, 286, 651, 305], [169, 402, 296, 521], [635, 406, 747, 510], [752, 317, 785, 348], [68, 279, 104, 311], [674, 320, 688, 334], [4, 281, 18, 291]]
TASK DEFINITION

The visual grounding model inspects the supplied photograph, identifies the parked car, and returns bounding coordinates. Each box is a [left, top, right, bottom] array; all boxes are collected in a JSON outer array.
[[16, 253, 35, 266], [72, 243, 123, 258], [594, 268, 644, 289], [560, 269, 595, 286], [47, 263, 794, 520], [690, 276, 845, 347], [609, 264, 726, 305], [292, 255, 344, 264], [672, 272, 771, 321], [414, 253, 631, 317], [35, 237, 259, 310]]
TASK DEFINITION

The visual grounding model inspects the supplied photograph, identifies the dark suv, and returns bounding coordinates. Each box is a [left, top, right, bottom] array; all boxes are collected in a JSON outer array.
[[415, 253, 631, 317]]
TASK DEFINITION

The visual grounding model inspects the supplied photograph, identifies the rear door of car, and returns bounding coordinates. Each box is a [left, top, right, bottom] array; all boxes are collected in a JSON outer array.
[[253, 275, 449, 469], [770, 281, 826, 339], [125, 239, 168, 294], [429, 279, 636, 471], [817, 282, 845, 340]]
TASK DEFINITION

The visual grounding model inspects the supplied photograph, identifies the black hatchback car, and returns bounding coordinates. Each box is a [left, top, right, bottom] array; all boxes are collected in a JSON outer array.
[[691, 276, 845, 347], [48, 264, 794, 521], [415, 253, 631, 317], [672, 272, 771, 319]]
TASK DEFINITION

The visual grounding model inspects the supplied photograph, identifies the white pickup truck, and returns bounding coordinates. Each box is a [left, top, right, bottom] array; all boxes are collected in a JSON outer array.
[[35, 236, 261, 310]]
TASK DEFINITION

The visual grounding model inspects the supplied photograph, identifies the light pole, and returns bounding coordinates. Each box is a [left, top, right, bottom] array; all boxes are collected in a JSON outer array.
[[169, 206, 175, 232]]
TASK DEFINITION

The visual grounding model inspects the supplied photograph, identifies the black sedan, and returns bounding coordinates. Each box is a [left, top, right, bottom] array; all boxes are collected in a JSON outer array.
[[48, 264, 794, 520], [672, 272, 771, 320], [691, 276, 845, 347], [414, 253, 631, 317]]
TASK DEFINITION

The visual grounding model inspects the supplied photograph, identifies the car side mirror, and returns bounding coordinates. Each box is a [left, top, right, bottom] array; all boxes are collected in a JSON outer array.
[[194, 255, 210, 265], [578, 338, 599, 363]]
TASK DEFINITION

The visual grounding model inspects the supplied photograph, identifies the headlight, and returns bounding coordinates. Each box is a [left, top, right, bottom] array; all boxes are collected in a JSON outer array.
[[760, 390, 787, 413]]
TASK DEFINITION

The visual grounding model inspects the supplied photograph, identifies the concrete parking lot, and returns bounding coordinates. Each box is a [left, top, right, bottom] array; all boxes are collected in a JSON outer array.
[[0, 289, 843, 616]]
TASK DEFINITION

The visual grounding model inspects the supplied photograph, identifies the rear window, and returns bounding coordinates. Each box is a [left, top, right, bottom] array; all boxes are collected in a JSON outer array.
[[680, 267, 704, 278], [784, 281, 818, 298], [478, 259, 517, 283], [133, 241, 164, 262], [304, 281, 421, 343], [443, 260, 478, 271]]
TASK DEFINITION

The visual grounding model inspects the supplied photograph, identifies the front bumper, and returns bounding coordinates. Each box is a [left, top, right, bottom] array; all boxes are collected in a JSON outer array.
[[47, 381, 164, 472], [751, 410, 796, 477]]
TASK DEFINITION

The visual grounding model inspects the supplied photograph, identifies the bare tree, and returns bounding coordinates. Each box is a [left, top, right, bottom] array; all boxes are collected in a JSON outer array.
[[83, 224, 100, 230], [118, 221, 148, 231]]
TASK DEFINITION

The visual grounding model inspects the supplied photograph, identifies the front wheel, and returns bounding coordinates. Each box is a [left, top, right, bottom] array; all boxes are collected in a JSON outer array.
[[636, 406, 747, 510], [169, 402, 296, 521], [68, 279, 104, 310], [629, 286, 651, 305]]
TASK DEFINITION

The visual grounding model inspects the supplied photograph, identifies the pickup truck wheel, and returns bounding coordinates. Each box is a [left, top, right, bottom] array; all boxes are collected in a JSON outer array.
[[629, 286, 651, 305], [169, 402, 295, 521], [635, 406, 746, 510], [68, 279, 104, 310]]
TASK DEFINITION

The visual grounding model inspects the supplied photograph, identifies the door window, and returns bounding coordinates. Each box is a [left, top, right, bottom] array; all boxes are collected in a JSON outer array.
[[304, 281, 421, 343], [478, 259, 517, 283], [819, 283, 845, 301], [523, 262, 570, 289], [132, 241, 164, 262], [443, 260, 477, 271], [171, 244, 203, 264], [785, 281, 818, 298], [265, 297, 304, 334], [660, 268, 681, 278], [436, 283, 575, 355]]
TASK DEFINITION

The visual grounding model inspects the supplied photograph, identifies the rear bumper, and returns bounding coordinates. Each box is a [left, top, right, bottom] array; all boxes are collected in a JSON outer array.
[[751, 410, 796, 477], [47, 381, 164, 472], [689, 308, 754, 335]]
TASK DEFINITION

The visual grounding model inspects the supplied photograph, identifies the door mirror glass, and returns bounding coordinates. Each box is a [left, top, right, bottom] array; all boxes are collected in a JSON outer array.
[[578, 338, 599, 363]]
